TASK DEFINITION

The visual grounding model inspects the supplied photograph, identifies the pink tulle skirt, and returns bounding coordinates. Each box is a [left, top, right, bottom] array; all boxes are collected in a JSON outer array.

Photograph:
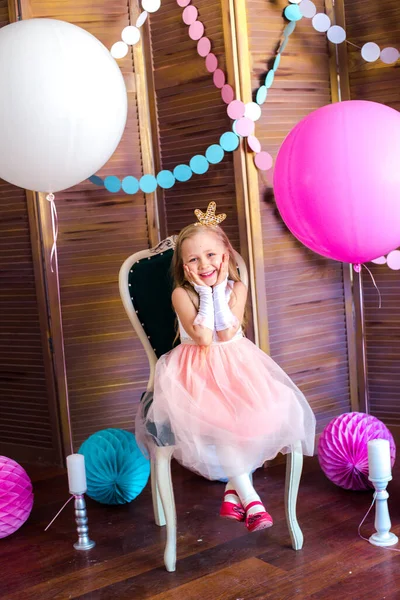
[[136, 337, 316, 481]]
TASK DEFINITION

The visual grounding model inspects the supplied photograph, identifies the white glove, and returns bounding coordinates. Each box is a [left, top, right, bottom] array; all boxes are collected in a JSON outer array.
[[213, 278, 238, 331], [193, 284, 214, 331]]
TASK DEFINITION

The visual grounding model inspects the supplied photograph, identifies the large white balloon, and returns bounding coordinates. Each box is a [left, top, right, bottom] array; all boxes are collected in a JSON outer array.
[[0, 19, 127, 193]]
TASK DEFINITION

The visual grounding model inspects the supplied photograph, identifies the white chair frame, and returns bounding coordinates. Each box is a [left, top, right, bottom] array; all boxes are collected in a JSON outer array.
[[119, 236, 304, 572]]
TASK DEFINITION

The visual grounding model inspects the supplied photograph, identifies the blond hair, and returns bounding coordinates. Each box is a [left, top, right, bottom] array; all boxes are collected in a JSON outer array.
[[171, 224, 247, 329]]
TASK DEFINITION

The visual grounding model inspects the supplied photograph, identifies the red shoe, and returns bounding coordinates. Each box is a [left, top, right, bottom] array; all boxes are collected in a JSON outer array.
[[220, 489, 245, 522], [245, 501, 273, 533]]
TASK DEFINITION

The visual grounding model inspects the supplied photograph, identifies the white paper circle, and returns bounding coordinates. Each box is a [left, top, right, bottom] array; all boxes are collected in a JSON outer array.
[[121, 26, 140, 45], [136, 11, 148, 28], [141, 0, 161, 13], [380, 47, 400, 65], [244, 102, 262, 121], [111, 41, 129, 59], [327, 25, 346, 44], [312, 13, 331, 33], [371, 256, 387, 265], [387, 250, 400, 270], [361, 42, 380, 63], [300, 0, 316, 18], [288, 0, 302, 4]]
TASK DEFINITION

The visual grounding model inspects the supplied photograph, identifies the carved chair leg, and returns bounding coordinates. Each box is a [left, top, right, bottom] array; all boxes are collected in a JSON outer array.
[[284, 440, 304, 550], [151, 456, 166, 526], [155, 445, 177, 572]]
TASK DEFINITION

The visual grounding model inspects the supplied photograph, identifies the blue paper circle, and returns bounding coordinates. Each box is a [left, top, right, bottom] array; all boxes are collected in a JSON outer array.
[[284, 5, 302, 21], [157, 170, 175, 189], [280, 37, 290, 53], [205, 144, 224, 164], [220, 132, 240, 152], [89, 175, 104, 186], [79, 429, 150, 505], [232, 120, 242, 138], [273, 53, 281, 71], [140, 174, 158, 193], [190, 155, 209, 175], [256, 85, 268, 105], [284, 21, 297, 37], [173, 164, 192, 182], [104, 176, 121, 193], [265, 70, 275, 88], [122, 176, 139, 194]]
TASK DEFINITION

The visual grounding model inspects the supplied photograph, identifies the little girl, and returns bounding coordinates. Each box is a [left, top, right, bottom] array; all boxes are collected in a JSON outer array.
[[137, 202, 316, 533]]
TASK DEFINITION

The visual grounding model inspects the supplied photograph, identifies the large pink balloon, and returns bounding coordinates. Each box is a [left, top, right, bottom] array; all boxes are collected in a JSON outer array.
[[273, 100, 400, 264]]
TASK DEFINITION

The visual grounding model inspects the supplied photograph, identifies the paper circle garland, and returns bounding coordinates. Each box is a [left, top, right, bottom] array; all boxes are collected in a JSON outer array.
[[79, 429, 150, 505], [140, 174, 158, 193], [111, 40, 129, 59], [312, 13, 331, 33], [361, 42, 381, 63], [141, 0, 161, 13], [381, 47, 400, 64], [174, 164, 192, 182], [197, 36, 211, 57], [190, 154, 209, 174], [121, 26, 140, 45], [318, 412, 396, 491], [327, 25, 346, 44], [0, 456, 34, 538], [387, 250, 400, 270], [157, 170, 175, 189], [122, 176, 140, 194]]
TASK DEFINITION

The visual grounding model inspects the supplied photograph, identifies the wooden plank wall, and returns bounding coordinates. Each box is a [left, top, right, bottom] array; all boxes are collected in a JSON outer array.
[[245, 0, 352, 432], [345, 0, 400, 429]]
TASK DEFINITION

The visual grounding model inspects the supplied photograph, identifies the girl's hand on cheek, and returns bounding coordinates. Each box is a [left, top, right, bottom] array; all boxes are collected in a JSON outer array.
[[184, 264, 206, 287]]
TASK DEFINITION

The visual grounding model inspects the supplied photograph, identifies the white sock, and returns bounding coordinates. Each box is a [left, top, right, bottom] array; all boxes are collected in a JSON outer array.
[[229, 474, 265, 516]]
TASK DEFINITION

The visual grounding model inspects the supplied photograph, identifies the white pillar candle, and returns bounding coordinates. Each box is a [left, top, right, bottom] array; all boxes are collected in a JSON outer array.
[[66, 454, 87, 494], [368, 439, 392, 480]]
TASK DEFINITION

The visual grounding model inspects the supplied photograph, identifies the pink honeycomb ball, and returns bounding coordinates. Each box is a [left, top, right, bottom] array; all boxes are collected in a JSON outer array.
[[318, 412, 396, 491], [0, 456, 34, 538]]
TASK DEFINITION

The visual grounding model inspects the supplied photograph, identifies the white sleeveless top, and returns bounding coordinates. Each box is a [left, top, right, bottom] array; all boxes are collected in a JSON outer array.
[[178, 280, 243, 344]]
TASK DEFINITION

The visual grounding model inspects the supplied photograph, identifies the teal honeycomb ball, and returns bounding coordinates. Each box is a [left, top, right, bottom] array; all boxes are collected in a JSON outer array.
[[78, 429, 150, 505]]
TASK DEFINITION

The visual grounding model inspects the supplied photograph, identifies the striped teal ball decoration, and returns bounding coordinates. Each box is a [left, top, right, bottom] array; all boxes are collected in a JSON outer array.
[[78, 429, 150, 505]]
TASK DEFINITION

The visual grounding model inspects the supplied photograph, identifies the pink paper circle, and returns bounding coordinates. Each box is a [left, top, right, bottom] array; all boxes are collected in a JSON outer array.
[[254, 151, 273, 171], [235, 117, 254, 137], [205, 53, 218, 73], [227, 100, 245, 119], [189, 20, 204, 41], [221, 84, 234, 104], [387, 250, 400, 270], [183, 5, 198, 24], [197, 37, 211, 57], [247, 135, 261, 153], [213, 68, 225, 89], [177, 0, 191, 6]]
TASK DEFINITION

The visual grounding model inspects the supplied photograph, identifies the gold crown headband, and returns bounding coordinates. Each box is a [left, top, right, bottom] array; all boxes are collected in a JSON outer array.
[[194, 201, 227, 227]]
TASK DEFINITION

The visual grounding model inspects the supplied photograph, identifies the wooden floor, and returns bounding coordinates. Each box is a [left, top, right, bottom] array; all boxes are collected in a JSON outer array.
[[1, 456, 400, 599]]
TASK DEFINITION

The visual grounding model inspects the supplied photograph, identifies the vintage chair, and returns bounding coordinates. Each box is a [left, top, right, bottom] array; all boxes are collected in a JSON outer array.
[[119, 236, 304, 572]]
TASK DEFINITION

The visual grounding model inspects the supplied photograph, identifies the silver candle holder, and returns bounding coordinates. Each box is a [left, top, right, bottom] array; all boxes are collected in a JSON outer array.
[[73, 493, 96, 551]]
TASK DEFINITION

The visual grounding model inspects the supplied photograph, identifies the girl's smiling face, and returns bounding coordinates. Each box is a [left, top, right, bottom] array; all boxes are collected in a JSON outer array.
[[181, 230, 225, 287]]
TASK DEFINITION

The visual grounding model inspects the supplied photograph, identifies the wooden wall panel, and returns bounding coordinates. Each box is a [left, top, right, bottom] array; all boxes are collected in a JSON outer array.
[[25, 0, 152, 450], [246, 0, 352, 432], [345, 0, 400, 428], [0, 0, 61, 464], [149, 0, 242, 249]]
